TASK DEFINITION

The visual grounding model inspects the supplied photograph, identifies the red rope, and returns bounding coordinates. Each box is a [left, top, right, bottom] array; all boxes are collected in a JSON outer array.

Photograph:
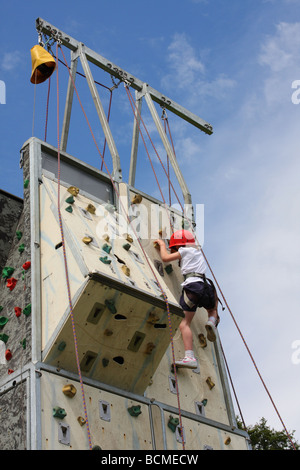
[[55, 43, 93, 450], [58, 45, 186, 449]]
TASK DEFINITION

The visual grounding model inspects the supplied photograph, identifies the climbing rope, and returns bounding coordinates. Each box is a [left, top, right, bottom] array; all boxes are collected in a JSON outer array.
[[58, 45, 186, 449], [55, 43, 93, 450]]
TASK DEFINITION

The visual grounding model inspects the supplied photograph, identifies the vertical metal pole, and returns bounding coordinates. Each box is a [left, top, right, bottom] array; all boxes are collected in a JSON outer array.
[[60, 50, 78, 152], [79, 45, 122, 182], [128, 90, 142, 186]]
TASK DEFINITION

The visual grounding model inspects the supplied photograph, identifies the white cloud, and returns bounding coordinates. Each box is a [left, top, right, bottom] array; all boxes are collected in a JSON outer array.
[[1, 51, 22, 71]]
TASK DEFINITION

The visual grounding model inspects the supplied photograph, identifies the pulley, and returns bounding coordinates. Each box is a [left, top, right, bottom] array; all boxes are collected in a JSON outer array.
[[30, 45, 56, 84]]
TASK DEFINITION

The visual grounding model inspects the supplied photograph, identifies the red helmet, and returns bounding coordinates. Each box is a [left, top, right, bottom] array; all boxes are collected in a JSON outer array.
[[169, 230, 195, 248]]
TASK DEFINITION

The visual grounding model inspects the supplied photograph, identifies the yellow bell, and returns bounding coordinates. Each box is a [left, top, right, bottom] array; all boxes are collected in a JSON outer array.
[[30, 45, 56, 84]]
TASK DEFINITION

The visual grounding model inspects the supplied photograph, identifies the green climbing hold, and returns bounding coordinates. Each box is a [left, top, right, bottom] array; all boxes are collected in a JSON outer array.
[[23, 304, 31, 317], [20, 338, 26, 349], [65, 205, 73, 213], [122, 243, 131, 251], [2, 267, 14, 279], [165, 264, 173, 274], [168, 415, 179, 433], [105, 299, 117, 314], [58, 341, 66, 351], [16, 231, 23, 240], [0, 333, 9, 343], [100, 256, 111, 264], [102, 243, 112, 254], [0, 317, 9, 329], [52, 407, 67, 419], [24, 179, 29, 189], [65, 195, 75, 204], [127, 405, 142, 417], [18, 244, 25, 253]]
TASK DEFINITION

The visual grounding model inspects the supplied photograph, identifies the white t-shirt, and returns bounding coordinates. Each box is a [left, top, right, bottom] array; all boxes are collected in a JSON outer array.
[[178, 246, 206, 287]]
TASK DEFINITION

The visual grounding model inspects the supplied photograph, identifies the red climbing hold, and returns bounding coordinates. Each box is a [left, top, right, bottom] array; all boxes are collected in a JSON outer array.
[[8, 369, 14, 374], [5, 349, 12, 361], [14, 307, 22, 317], [6, 278, 17, 291], [22, 261, 31, 270]]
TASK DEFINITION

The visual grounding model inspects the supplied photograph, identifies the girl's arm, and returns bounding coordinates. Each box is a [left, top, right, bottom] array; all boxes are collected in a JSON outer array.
[[154, 239, 181, 263]]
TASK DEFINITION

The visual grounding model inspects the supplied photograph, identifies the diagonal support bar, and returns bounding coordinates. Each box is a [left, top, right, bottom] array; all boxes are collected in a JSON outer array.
[[79, 45, 122, 182]]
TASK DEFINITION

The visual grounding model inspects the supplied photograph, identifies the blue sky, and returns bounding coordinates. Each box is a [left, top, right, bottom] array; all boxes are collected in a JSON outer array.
[[1, 0, 300, 445]]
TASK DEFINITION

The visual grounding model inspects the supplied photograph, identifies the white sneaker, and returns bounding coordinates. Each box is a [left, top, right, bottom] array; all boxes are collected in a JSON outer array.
[[205, 320, 217, 342], [175, 356, 197, 369]]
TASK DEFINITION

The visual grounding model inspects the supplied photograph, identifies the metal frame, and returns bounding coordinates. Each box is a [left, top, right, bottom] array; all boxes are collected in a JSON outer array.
[[35, 17, 213, 207]]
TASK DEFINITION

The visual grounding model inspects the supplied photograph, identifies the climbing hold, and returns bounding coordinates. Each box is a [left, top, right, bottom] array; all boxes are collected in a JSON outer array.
[[102, 358, 109, 367], [20, 338, 26, 349], [121, 265, 130, 276], [104, 329, 113, 336], [145, 342, 156, 354], [168, 415, 179, 433], [0, 333, 9, 343], [2, 267, 15, 279], [202, 399, 208, 406], [164, 264, 173, 274], [6, 278, 17, 291], [8, 369, 14, 375], [102, 234, 110, 242], [122, 243, 131, 251], [198, 333, 207, 348], [22, 261, 31, 271], [16, 231, 23, 240], [0, 307, 3, 313], [58, 341, 66, 351], [131, 194, 142, 204], [65, 195, 75, 204], [86, 203, 96, 214], [65, 205, 73, 213], [24, 179, 29, 189], [99, 256, 111, 264], [67, 186, 79, 196], [0, 317, 9, 329], [53, 407, 67, 419], [23, 304, 31, 317], [18, 244, 25, 253], [105, 299, 117, 314], [127, 405, 142, 417], [14, 307, 22, 317], [5, 349, 12, 361], [82, 236, 93, 245], [102, 243, 112, 254], [124, 233, 133, 243], [77, 416, 86, 426], [62, 384, 77, 398], [147, 312, 160, 324], [224, 437, 231, 445], [206, 377, 215, 390]]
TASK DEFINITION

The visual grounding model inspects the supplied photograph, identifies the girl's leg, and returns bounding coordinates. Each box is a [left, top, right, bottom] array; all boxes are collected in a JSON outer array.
[[179, 310, 196, 352]]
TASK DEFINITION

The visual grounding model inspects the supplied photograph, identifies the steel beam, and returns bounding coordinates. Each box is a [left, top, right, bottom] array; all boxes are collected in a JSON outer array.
[[35, 17, 213, 135]]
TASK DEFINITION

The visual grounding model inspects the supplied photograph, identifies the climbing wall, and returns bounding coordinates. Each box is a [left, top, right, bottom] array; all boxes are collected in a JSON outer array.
[[0, 138, 250, 450]]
